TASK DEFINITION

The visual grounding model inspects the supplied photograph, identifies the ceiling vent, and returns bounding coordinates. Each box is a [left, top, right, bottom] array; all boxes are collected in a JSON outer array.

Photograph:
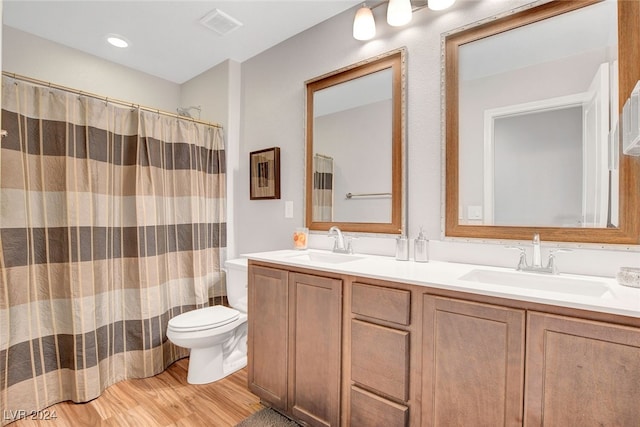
[[200, 9, 243, 36]]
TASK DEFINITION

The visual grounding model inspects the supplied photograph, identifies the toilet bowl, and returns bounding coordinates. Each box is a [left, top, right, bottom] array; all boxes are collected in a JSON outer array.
[[167, 258, 248, 384]]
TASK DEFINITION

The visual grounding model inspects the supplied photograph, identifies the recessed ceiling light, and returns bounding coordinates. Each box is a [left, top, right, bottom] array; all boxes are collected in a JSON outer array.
[[106, 34, 129, 48]]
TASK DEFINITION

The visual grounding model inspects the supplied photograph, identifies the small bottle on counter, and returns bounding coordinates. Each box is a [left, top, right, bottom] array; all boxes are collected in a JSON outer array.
[[396, 234, 409, 261], [414, 227, 429, 263]]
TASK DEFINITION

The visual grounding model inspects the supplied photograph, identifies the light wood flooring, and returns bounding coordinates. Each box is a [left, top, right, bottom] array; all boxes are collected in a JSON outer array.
[[10, 359, 263, 427]]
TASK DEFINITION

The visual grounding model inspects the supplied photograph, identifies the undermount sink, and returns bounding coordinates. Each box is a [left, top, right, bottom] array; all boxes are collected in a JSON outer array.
[[289, 251, 365, 264], [459, 269, 611, 297]]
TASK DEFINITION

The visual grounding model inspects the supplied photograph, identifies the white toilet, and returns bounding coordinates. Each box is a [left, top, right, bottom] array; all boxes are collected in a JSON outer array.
[[167, 258, 248, 384]]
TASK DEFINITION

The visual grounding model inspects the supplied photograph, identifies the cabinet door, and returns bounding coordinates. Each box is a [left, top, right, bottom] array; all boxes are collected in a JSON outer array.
[[289, 272, 342, 427], [247, 265, 289, 410], [526, 312, 640, 426], [422, 295, 525, 427]]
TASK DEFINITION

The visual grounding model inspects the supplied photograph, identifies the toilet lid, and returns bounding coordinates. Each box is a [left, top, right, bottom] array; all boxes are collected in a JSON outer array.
[[168, 305, 239, 332]]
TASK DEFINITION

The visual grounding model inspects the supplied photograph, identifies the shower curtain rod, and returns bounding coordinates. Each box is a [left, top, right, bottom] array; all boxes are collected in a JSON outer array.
[[2, 71, 223, 129]]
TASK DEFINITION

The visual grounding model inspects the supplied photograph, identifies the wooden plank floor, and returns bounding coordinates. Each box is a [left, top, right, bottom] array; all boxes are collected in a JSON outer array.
[[9, 359, 263, 427]]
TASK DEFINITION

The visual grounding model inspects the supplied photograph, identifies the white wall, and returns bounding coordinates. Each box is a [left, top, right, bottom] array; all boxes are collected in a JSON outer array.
[[3, 26, 180, 112], [237, 1, 520, 255], [226, 60, 242, 260], [180, 60, 241, 259], [180, 61, 230, 126], [236, 1, 639, 277]]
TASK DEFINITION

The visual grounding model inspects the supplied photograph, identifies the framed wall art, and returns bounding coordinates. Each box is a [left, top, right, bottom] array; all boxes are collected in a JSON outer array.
[[250, 147, 281, 200]]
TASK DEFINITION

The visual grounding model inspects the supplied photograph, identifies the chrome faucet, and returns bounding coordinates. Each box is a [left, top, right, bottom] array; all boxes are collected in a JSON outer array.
[[508, 233, 570, 275], [328, 226, 352, 254], [531, 233, 542, 268]]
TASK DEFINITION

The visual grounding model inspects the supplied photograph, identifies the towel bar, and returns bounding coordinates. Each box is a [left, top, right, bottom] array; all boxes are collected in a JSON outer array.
[[346, 192, 392, 199]]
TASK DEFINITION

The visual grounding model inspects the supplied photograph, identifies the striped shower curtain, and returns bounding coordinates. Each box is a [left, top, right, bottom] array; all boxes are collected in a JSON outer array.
[[313, 154, 333, 222], [0, 76, 226, 423]]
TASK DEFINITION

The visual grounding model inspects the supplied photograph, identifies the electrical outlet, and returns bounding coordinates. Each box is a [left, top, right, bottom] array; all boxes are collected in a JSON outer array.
[[467, 205, 483, 220]]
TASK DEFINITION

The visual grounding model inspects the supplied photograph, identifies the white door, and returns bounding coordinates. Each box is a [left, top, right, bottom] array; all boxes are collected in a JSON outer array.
[[582, 63, 610, 227]]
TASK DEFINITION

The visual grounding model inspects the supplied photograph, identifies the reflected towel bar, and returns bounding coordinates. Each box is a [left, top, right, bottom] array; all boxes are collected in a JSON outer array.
[[346, 192, 392, 199]]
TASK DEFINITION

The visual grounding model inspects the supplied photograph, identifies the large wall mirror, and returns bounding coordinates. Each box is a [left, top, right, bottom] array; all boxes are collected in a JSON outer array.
[[445, 0, 640, 244], [305, 49, 406, 234]]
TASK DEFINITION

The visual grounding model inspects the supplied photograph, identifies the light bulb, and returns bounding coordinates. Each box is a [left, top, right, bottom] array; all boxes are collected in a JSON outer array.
[[428, 0, 456, 11], [387, 0, 412, 27], [353, 6, 376, 41]]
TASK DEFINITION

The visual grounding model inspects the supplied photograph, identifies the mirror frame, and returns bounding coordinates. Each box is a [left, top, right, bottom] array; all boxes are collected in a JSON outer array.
[[305, 48, 406, 234], [444, 0, 640, 244]]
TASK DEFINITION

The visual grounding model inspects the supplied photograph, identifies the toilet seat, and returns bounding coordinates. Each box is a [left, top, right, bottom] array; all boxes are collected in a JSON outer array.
[[168, 305, 240, 333]]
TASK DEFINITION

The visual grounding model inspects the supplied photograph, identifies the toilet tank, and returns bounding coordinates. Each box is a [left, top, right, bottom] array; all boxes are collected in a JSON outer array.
[[224, 258, 248, 312]]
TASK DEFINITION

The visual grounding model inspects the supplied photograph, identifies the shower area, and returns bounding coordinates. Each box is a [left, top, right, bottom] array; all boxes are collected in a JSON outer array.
[[0, 75, 227, 422]]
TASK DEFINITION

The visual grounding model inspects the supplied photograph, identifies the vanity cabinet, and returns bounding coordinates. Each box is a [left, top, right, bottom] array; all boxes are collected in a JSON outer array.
[[248, 258, 640, 427], [421, 295, 526, 427], [525, 312, 640, 426], [248, 263, 342, 427]]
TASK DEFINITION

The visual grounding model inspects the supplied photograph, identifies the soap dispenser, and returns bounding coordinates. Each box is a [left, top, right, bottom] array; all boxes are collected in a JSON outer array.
[[414, 227, 429, 263], [396, 234, 409, 261]]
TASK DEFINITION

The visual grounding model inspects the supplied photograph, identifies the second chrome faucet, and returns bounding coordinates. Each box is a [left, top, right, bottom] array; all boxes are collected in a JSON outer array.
[[508, 233, 570, 275]]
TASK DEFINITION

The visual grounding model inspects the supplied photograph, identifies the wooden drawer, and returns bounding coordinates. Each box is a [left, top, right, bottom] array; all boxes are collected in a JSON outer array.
[[352, 282, 410, 325], [351, 319, 409, 401], [350, 386, 408, 427]]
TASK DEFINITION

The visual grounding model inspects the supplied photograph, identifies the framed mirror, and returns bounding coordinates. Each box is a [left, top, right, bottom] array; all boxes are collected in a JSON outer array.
[[305, 48, 406, 234], [444, 0, 640, 244]]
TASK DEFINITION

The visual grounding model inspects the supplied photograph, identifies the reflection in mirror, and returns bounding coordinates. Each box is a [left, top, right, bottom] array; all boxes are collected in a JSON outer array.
[[458, 0, 617, 228], [306, 49, 405, 234], [313, 68, 393, 223], [445, 0, 640, 244]]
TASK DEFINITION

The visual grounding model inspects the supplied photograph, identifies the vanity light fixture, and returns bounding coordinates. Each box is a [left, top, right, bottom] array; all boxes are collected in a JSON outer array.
[[353, 5, 376, 40], [353, 0, 453, 41], [387, 0, 413, 26], [106, 34, 129, 48], [427, 0, 456, 11]]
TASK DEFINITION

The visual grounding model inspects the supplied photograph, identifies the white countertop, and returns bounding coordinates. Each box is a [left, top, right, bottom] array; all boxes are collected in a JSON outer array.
[[244, 249, 640, 319]]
